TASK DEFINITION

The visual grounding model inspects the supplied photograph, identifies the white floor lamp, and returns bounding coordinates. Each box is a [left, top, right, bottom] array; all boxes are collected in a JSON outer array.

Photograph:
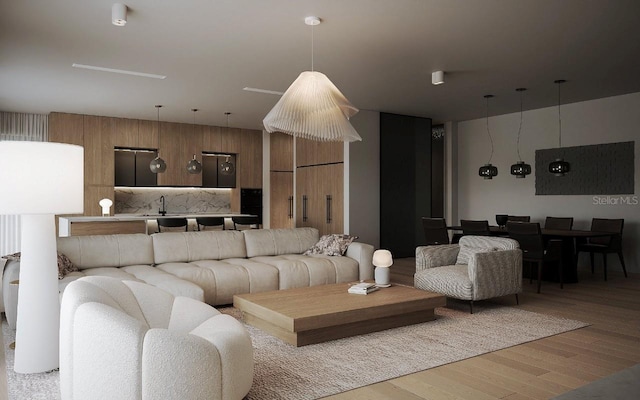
[[0, 141, 83, 373]]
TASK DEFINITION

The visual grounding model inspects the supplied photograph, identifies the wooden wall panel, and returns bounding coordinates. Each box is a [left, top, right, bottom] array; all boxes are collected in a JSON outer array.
[[296, 138, 343, 167], [84, 185, 115, 216], [49, 112, 83, 146], [157, 122, 203, 186], [220, 127, 241, 154], [203, 125, 222, 152], [238, 129, 263, 188], [111, 117, 139, 148], [270, 132, 293, 172], [83, 116, 114, 187], [138, 119, 159, 149], [270, 171, 294, 229]]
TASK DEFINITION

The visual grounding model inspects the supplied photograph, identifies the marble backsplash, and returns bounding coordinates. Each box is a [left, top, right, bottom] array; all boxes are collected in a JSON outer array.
[[114, 188, 231, 215]]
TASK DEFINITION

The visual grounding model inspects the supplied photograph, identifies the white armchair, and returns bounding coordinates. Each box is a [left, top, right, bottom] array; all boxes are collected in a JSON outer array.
[[60, 276, 253, 400], [414, 236, 522, 313]]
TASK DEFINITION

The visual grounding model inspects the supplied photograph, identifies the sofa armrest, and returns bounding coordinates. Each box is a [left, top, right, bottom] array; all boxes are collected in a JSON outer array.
[[468, 249, 522, 300], [416, 245, 459, 272], [345, 242, 374, 281]]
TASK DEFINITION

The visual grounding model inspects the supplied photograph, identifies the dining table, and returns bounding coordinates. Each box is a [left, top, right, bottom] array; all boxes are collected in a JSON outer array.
[[447, 225, 614, 283]]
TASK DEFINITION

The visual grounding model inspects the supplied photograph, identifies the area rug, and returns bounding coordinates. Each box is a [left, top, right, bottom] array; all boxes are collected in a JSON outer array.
[[3, 302, 588, 400]]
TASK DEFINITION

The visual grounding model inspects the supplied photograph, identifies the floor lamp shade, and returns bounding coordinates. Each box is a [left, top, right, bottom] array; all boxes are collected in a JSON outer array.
[[263, 71, 362, 142], [0, 141, 84, 373]]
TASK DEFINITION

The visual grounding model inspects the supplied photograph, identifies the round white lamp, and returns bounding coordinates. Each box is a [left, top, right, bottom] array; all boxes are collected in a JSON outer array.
[[373, 249, 393, 287], [99, 198, 113, 216]]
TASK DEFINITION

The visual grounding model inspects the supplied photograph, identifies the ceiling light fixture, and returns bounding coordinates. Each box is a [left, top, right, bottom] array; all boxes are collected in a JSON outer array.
[[150, 105, 167, 173], [432, 71, 445, 85], [263, 16, 361, 142], [220, 112, 235, 175], [112, 3, 127, 26], [242, 87, 284, 96], [548, 79, 571, 177], [478, 95, 498, 180], [71, 63, 166, 79], [510, 88, 532, 178], [186, 109, 202, 174]]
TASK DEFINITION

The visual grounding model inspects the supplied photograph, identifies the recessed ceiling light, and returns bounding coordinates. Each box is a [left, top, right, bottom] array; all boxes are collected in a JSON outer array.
[[242, 87, 284, 95], [72, 63, 166, 79]]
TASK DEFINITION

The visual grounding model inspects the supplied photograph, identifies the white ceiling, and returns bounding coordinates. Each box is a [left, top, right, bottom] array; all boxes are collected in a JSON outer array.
[[2, 0, 640, 130]]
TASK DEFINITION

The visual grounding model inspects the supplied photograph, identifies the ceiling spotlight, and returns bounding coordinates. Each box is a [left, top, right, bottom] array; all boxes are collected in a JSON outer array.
[[432, 71, 444, 85], [112, 3, 127, 26]]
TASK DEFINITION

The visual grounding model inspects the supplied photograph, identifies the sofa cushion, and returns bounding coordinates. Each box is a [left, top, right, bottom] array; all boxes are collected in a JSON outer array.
[[57, 234, 154, 269], [152, 231, 246, 264], [243, 228, 319, 258], [414, 264, 473, 300]]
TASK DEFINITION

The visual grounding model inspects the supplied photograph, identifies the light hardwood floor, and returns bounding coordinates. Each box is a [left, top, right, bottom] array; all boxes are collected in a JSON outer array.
[[327, 258, 640, 399], [1, 260, 638, 400]]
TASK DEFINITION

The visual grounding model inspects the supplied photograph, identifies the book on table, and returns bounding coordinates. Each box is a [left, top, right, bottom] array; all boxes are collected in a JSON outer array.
[[348, 282, 379, 295]]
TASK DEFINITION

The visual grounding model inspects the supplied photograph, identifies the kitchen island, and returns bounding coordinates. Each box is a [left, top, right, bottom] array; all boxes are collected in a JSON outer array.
[[58, 213, 255, 236]]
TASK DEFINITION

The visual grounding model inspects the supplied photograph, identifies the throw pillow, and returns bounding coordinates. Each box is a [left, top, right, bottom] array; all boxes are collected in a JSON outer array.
[[1, 251, 78, 279], [304, 234, 358, 256], [455, 246, 491, 265]]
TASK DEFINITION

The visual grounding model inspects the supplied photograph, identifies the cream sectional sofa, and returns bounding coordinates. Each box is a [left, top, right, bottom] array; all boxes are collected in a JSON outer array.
[[2, 227, 374, 329]]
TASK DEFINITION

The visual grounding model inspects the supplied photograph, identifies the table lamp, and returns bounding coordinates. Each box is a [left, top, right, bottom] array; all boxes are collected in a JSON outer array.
[[99, 198, 113, 216], [0, 141, 84, 373], [373, 249, 393, 287]]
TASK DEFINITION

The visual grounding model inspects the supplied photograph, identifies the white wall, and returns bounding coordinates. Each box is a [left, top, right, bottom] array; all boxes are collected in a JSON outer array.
[[349, 110, 381, 248], [457, 92, 640, 272]]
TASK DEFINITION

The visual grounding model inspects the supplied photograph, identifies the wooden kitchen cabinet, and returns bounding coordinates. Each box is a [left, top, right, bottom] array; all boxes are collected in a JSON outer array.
[[157, 122, 203, 187], [269, 132, 293, 229], [296, 163, 343, 236], [49, 112, 84, 146], [296, 137, 343, 167], [270, 171, 294, 228]]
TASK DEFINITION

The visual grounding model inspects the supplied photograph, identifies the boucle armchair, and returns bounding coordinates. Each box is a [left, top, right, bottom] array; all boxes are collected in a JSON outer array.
[[60, 276, 253, 400], [414, 236, 522, 313]]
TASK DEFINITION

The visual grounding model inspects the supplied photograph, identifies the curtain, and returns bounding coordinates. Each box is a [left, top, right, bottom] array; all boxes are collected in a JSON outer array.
[[0, 112, 48, 256]]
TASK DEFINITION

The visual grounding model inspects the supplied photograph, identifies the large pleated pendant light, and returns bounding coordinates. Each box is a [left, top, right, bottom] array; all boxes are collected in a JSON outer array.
[[478, 95, 498, 179], [548, 79, 570, 176], [510, 88, 532, 178], [150, 105, 167, 173], [263, 16, 361, 142]]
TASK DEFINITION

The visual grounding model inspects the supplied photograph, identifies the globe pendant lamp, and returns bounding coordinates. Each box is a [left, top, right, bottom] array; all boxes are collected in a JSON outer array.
[[150, 105, 167, 173], [219, 112, 235, 175], [478, 95, 498, 179], [186, 109, 202, 174], [263, 16, 361, 142], [549, 80, 570, 176], [510, 88, 532, 178]]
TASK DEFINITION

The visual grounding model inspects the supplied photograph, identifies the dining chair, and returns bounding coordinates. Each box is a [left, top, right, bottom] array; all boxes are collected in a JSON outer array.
[[421, 217, 450, 245], [507, 221, 563, 293], [460, 220, 491, 236], [232, 216, 260, 230], [157, 218, 188, 232], [196, 217, 225, 231], [576, 218, 627, 281], [544, 216, 573, 230], [507, 215, 531, 222]]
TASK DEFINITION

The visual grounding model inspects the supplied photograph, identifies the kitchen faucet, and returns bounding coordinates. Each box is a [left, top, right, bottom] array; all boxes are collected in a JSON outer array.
[[159, 195, 166, 216]]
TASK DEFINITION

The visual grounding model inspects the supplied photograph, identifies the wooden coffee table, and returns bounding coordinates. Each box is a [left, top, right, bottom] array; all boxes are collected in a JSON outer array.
[[233, 282, 446, 346]]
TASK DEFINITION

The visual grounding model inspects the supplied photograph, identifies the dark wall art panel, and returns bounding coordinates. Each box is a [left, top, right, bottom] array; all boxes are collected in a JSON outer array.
[[535, 141, 634, 195]]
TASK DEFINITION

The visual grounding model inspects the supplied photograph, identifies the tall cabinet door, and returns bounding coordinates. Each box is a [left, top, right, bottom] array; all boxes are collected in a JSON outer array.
[[296, 163, 343, 236], [270, 132, 294, 229]]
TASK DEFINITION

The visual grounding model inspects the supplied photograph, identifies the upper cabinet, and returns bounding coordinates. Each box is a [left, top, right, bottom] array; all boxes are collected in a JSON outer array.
[[270, 132, 293, 172], [157, 122, 203, 187], [296, 138, 343, 167]]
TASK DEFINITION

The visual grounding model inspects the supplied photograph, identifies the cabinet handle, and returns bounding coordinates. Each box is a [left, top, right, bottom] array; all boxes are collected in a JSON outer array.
[[288, 196, 293, 219], [326, 195, 332, 224], [302, 195, 308, 222]]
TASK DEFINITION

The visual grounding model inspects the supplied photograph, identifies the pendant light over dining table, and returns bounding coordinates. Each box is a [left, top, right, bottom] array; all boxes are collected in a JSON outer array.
[[219, 112, 235, 175], [263, 16, 361, 142], [478, 95, 498, 179], [548, 79, 570, 177], [149, 105, 167, 173], [510, 88, 532, 178]]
